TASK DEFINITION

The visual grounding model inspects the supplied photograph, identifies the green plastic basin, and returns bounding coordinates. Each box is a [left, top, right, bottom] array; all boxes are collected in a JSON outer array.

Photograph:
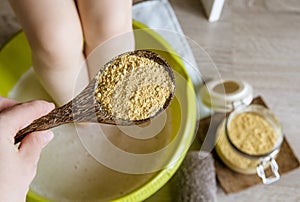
[[0, 21, 197, 202]]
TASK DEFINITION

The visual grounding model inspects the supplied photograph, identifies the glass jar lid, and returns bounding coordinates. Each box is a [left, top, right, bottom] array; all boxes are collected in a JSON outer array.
[[200, 79, 253, 112]]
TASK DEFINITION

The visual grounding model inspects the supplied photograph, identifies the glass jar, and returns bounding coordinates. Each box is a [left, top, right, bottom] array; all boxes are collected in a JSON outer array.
[[200, 79, 284, 184], [215, 104, 283, 184]]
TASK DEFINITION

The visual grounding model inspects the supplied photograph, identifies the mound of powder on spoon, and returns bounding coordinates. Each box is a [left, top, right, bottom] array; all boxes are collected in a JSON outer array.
[[95, 54, 175, 121]]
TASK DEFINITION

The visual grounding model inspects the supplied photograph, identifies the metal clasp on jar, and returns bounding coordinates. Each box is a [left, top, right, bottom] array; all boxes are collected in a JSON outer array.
[[256, 150, 280, 184]]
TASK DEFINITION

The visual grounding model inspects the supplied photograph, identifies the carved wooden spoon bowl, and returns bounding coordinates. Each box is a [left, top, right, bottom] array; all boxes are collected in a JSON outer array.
[[14, 50, 175, 144]]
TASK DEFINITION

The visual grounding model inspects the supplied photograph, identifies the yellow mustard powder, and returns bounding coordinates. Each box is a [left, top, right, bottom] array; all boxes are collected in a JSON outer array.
[[228, 112, 278, 155], [216, 112, 279, 173], [95, 54, 174, 121]]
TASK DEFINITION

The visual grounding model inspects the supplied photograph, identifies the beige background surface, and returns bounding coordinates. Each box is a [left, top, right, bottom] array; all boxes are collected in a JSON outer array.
[[1, 0, 300, 201], [170, 0, 300, 201], [171, 0, 300, 201]]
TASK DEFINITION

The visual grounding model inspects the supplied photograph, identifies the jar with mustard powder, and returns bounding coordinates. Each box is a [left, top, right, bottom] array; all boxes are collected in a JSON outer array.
[[200, 79, 284, 184]]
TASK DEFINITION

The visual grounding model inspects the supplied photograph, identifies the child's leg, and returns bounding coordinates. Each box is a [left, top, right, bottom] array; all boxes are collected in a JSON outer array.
[[9, 0, 88, 106], [76, 0, 134, 78]]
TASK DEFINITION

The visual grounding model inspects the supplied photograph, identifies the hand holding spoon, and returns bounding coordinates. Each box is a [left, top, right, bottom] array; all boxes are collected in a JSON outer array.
[[14, 50, 175, 144]]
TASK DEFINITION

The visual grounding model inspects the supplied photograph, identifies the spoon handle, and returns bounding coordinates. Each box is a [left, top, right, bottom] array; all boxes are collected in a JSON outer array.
[[14, 103, 74, 144]]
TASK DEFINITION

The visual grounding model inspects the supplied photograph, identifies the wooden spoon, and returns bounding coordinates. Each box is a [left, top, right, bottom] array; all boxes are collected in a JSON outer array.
[[14, 50, 175, 144]]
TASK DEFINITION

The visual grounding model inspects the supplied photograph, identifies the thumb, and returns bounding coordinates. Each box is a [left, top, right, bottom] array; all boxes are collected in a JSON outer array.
[[19, 130, 54, 165]]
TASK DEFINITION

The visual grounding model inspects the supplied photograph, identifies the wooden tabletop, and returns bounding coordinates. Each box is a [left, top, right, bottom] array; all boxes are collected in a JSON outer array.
[[169, 0, 300, 201], [1, 0, 299, 201]]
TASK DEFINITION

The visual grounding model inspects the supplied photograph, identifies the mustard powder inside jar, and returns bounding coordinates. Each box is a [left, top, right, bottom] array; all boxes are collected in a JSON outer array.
[[200, 79, 284, 184]]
